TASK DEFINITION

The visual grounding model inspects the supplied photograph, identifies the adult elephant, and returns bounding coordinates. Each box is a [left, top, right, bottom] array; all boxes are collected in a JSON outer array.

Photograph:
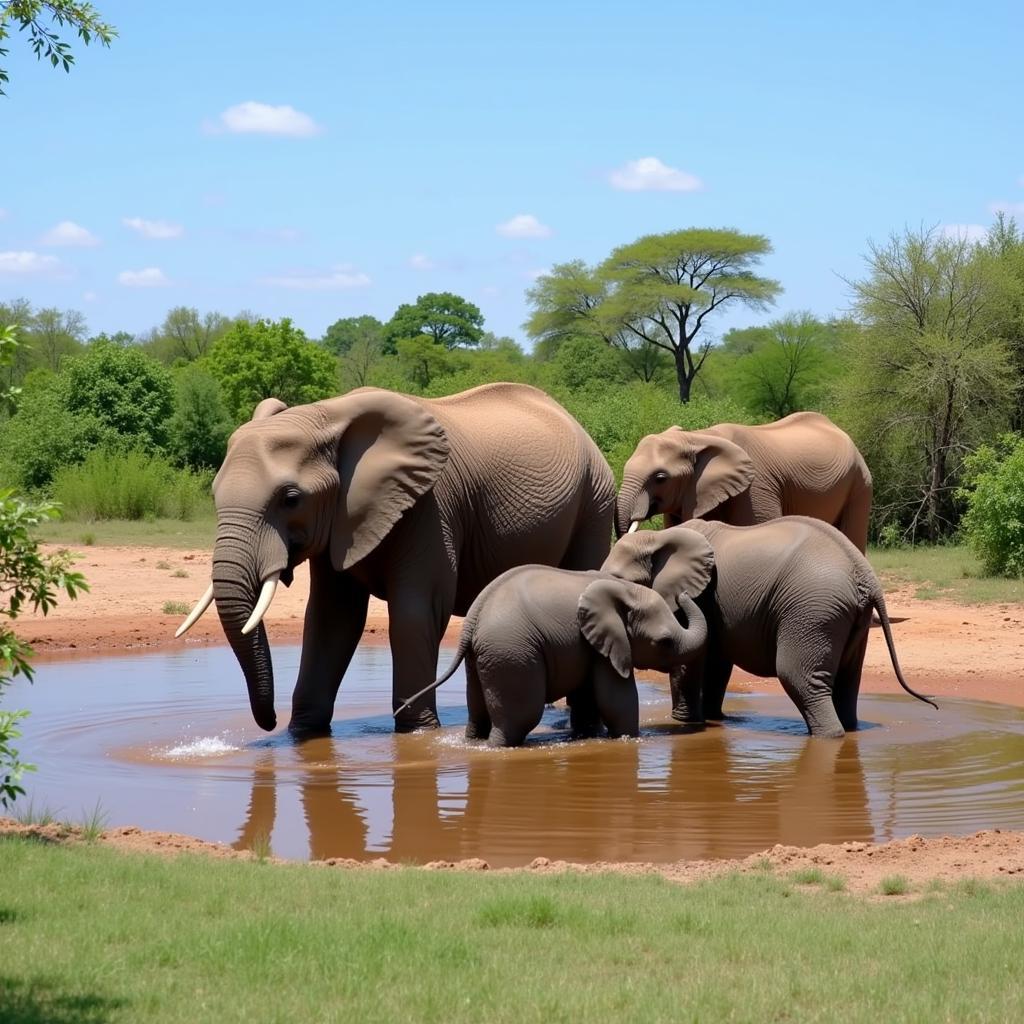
[[616, 411, 872, 552], [175, 383, 615, 734]]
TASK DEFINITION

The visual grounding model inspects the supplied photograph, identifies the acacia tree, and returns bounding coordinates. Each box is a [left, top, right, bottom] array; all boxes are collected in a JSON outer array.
[[598, 229, 781, 402], [839, 227, 1017, 541], [0, 1, 115, 94]]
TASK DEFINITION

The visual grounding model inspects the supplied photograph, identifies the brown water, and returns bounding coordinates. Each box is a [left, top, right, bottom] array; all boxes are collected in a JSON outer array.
[[11, 645, 1024, 866]]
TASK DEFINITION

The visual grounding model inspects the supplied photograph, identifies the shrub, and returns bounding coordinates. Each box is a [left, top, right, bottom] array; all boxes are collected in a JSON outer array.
[[959, 433, 1024, 576], [51, 450, 212, 521], [169, 365, 233, 469]]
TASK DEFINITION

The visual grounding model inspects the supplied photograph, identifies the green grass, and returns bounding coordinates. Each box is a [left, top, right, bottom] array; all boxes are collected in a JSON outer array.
[[161, 601, 190, 616], [37, 515, 216, 550], [869, 543, 1024, 604], [2, 838, 1023, 1023], [879, 874, 911, 896]]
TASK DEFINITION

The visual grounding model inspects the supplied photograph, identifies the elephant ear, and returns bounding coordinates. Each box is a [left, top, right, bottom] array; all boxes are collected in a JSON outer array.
[[648, 527, 715, 605], [603, 527, 715, 605], [326, 391, 450, 571], [687, 432, 755, 518], [578, 578, 637, 678], [251, 397, 289, 420]]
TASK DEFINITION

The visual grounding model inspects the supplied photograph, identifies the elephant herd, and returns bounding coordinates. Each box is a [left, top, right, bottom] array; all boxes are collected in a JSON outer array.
[[175, 382, 935, 746]]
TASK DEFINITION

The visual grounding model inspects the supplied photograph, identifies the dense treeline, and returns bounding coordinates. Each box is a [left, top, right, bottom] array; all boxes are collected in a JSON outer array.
[[3, 220, 1024, 560]]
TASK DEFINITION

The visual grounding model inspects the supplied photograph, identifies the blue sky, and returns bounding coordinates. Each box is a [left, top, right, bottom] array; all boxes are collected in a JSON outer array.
[[2, 0, 1022, 346]]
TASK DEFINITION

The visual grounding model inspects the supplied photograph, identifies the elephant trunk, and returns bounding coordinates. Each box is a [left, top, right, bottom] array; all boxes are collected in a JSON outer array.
[[674, 594, 708, 657], [615, 476, 650, 538], [212, 511, 288, 732]]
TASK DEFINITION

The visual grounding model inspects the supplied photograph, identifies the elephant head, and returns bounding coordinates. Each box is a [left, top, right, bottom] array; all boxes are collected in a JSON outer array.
[[177, 389, 449, 730], [615, 428, 754, 536], [577, 577, 707, 678], [601, 525, 715, 608]]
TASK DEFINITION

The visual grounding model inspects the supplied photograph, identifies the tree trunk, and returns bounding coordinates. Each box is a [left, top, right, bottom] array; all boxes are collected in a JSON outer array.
[[674, 349, 691, 403]]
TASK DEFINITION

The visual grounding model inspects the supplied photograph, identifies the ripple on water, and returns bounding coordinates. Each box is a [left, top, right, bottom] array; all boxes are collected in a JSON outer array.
[[11, 645, 1024, 866]]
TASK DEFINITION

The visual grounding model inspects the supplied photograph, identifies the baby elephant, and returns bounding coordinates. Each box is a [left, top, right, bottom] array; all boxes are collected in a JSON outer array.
[[604, 518, 937, 738], [395, 566, 707, 747]]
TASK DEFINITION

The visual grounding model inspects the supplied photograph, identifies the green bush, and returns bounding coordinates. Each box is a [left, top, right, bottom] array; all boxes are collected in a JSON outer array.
[[51, 450, 212, 521], [959, 433, 1024, 576], [169, 365, 233, 469], [559, 382, 754, 481]]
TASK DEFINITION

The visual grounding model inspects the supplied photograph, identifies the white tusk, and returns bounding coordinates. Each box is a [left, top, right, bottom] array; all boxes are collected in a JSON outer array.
[[627, 521, 641, 534], [241, 575, 280, 636], [174, 583, 215, 638]]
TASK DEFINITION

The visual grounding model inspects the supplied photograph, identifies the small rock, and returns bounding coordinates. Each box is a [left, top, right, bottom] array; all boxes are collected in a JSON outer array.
[[459, 858, 489, 871], [530, 857, 551, 869]]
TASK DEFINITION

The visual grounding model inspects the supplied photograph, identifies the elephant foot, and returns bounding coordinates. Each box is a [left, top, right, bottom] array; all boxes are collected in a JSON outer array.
[[394, 711, 441, 734], [672, 709, 706, 727], [287, 716, 333, 740], [465, 720, 492, 742]]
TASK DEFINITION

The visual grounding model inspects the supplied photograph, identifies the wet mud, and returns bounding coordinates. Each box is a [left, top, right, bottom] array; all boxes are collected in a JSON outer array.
[[12, 645, 1024, 867]]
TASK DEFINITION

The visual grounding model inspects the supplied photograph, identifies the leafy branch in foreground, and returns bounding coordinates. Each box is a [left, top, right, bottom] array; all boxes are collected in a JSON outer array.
[[0, 1, 116, 95]]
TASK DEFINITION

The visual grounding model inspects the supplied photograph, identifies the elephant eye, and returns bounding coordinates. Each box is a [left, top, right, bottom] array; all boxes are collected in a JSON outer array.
[[281, 487, 302, 509], [653, 471, 669, 483]]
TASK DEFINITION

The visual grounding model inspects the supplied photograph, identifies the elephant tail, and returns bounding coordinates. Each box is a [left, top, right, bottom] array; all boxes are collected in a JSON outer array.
[[392, 621, 473, 719], [870, 586, 938, 710]]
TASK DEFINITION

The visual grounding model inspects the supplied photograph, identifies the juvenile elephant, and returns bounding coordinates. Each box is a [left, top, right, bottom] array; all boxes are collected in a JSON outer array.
[[396, 566, 708, 747], [174, 383, 615, 734], [616, 411, 873, 552], [603, 519, 936, 738]]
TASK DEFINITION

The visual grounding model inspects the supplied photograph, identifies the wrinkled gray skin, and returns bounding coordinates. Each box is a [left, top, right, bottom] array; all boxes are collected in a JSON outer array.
[[397, 567, 708, 747], [616, 411, 873, 553], [603, 519, 936, 738], [204, 383, 615, 735]]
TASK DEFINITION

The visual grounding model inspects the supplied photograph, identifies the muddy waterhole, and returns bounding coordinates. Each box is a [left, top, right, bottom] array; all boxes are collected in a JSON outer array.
[[11, 645, 1024, 866]]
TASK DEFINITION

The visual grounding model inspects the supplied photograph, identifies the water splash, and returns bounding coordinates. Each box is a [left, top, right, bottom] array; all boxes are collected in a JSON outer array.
[[163, 735, 238, 759]]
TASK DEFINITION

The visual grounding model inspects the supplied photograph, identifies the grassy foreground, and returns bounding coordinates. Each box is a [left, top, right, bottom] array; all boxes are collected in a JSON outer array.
[[2, 838, 1023, 1023], [36, 515, 216, 550]]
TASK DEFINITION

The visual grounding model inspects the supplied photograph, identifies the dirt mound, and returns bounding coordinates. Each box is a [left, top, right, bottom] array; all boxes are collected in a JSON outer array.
[[5, 818, 1022, 895]]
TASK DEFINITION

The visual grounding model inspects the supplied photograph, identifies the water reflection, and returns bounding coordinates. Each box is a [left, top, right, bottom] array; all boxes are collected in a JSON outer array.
[[14, 645, 1024, 866]]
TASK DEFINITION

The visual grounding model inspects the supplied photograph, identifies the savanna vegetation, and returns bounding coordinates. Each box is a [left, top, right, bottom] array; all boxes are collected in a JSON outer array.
[[5, 219, 1024, 566]]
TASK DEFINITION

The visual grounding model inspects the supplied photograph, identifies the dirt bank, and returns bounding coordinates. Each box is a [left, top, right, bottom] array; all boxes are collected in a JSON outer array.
[[23, 544, 1024, 708], [2, 818, 1021, 895]]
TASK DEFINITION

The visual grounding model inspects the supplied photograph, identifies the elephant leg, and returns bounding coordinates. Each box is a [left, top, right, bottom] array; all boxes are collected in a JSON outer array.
[[593, 662, 639, 739], [465, 654, 492, 742], [485, 663, 545, 747], [838, 484, 872, 554], [568, 681, 602, 739], [290, 561, 369, 736], [833, 616, 870, 732], [776, 632, 845, 739], [701, 656, 734, 720], [389, 593, 453, 732]]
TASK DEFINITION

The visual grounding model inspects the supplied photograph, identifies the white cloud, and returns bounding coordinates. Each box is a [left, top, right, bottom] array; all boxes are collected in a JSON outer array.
[[496, 214, 553, 239], [118, 267, 170, 287], [990, 200, 1024, 215], [260, 264, 371, 290], [608, 157, 702, 192], [0, 250, 62, 275], [41, 220, 100, 247], [409, 252, 436, 270], [83, 290, 99, 303], [480, 285, 500, 297], [123, 216, 184, 240], [207, 101, 322, 138], [941, 224, 988, 243]]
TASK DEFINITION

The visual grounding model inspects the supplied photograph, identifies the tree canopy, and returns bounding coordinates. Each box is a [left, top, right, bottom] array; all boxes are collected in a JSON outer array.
[[205, 318, 338, 422], [384, 292, 484, 352], [0, 1, 115, 94]]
